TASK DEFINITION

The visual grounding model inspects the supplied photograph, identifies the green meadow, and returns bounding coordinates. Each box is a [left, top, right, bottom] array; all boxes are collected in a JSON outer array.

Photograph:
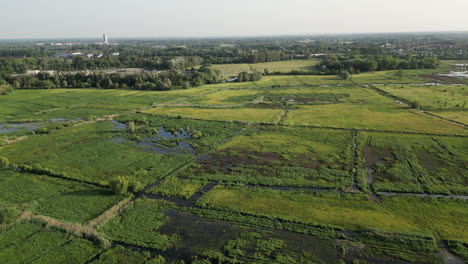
[[197, 186, 468, 242], [0, 58, 466, 263], [179, 126, 354, 188]]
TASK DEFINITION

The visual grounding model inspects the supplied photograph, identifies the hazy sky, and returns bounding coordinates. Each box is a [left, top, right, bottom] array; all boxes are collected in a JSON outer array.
[[2, 0, 468, 39]]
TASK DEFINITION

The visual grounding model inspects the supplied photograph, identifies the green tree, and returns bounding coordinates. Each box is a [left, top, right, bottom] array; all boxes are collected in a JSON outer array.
[[340, 70, 351, 80], [110, 177, 128, 194], [395, 69, 405, 82], [0, 84, 12, 95]]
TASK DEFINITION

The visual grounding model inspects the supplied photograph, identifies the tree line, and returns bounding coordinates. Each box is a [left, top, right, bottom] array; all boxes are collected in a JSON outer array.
[[319, 55, 439, 74], [0, 55, 204, 74], [4, 66, 222, 90]]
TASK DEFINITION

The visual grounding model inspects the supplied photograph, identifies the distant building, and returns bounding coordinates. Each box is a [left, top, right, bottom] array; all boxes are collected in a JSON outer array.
[[103, 33, 109, 45], [54, 52, 84, 58]]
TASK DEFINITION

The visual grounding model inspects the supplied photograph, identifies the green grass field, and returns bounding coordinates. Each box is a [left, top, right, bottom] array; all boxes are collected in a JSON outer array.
[[360, 132, 468, 194], [283, 95, 467, 135], [0, 121, 193, 185], [99, 199, 177, 250], [90, 246, 165, 264], [375, 84, 467, 124], [0, 87, 217, 123], [0, 221, 102, 264], [197, 186, 468, 242], [0, 59, 467, 263], [0, 170, 126, 223], [146, 177, 205, 199], [179, 126, 354, 188], [144, 106, 285, 123], [204, 59, 319, 77]]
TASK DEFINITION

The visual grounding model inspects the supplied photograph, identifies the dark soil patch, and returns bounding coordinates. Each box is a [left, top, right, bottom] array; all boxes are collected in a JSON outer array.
[[364, 146, 397, 184], [198, 148, 284, 172], [416, 150, 444, 172], [157, 209, 241, 263], [198, 148, 324, 172], [301, 160, 323, 169], [245, 103, 284, 109], [363, 146, 393, 168], [421, 74, 465, 84]]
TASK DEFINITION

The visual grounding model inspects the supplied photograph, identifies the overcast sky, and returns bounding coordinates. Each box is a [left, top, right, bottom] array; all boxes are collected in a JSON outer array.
[[2, 0, 468, 39]]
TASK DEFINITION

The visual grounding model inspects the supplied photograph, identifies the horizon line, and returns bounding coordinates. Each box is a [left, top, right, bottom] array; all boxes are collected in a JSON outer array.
[[1, 30, 468, 41]]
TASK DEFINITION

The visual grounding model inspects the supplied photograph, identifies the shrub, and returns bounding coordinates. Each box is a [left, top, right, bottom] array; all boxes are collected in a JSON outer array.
[[129, 181, 144, 193], [110, 177, 129, 194], [0, 156, 10, 169], [0, 207, 21, 225], [192, 130, 203, 139], [34, 127, 49, 134], [127, 121, 136, 134]]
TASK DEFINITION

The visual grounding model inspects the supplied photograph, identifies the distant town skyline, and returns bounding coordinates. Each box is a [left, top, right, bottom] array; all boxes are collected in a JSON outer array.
[[1, 0, 468, 39]]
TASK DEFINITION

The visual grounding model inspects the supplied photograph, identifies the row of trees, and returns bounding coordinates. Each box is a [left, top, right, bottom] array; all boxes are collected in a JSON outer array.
[[319, 55, 439, 74], [0, 55, 205, 74], [4, 66, 222, 90], [237, 71, 262, 82]]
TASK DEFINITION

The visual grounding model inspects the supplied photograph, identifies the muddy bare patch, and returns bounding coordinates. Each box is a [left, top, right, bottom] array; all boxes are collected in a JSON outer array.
[[416, 151, 444, 172], [363, 146, 393, 168], [197, 148, 284, 172], [421, 74, 466, 84], [197, 147, 324, 172], [364, 146, 396, 184]]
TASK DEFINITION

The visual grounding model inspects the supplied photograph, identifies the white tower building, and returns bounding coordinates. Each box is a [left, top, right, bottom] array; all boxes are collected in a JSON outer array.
[[103, 33, 109, 45]]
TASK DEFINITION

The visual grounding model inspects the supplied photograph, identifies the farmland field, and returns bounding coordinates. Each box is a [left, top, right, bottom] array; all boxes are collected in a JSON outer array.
[[360, 132, 468, 194], [204, 59, 319, 77], [178, 126, 355, 188], [0, 170, 126, 223], [0, 58, 467, 264]]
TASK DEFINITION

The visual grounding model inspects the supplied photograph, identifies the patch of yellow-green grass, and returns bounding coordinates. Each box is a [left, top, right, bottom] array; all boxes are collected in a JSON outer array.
[[380, 196, 468, 242], [144, 107, 285, 124], [284, 103, 467, 135], [146, 176, 205, 199], [376, 85, 467, 110], [197, 186, 420, 232], [256, 75, 349, 87], [250, 59, 319, 73], [296, 75, 351, 85], [188, 88, 262, 105], [351, 69, 437, 84], [210, 63, 252, 77], [267, 86, 384, 104], [196, 82, 258, 90], [207, 60, 319, 77], [431, 111, 468, 124], [0, 87, 218, 123], [218, 127, 351, 159], [197, 75, 350, 91]]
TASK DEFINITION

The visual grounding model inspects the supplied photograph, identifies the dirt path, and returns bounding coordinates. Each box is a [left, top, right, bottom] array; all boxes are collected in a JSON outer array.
[[18, 197, 132, 239]]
